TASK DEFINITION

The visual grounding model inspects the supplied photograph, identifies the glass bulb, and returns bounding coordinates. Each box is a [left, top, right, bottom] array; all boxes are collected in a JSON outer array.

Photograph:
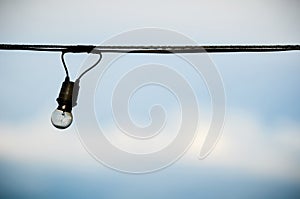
[[51, 109, 73, 129]]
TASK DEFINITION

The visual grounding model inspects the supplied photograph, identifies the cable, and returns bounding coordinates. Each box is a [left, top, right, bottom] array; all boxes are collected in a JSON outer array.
[[0, 44, 300, 54], [0, 44, 94, 53], [61, 52, 70, 78], [77, 52, 102, 80]]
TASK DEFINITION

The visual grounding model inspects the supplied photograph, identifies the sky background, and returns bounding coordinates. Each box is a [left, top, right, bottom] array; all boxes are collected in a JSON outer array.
[[0, 0, 300, 198]]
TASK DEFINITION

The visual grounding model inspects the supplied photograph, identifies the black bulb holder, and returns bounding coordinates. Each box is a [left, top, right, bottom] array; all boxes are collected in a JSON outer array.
[[56, 77, 74, 112]]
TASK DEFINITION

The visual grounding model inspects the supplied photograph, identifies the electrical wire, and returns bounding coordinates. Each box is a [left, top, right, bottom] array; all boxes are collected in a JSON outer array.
[[61, 52, 70, 78], [77, 52, 102, 80], [0, 44, 300, 54], [1, 44, 299, 77]]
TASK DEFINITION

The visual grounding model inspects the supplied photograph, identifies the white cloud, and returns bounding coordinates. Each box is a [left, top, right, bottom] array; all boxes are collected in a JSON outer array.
[[1, 109, 300, 180], [185, 109, 300, 180]]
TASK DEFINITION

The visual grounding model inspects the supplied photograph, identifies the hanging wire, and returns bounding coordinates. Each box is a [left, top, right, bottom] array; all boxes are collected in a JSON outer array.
[[77, 52, 102, 80], [59, 51, 102, 80], [71, 52, 103, 108], [0, 44, 299, 54], [1, 44, 299, 79], [61, 52, 70, 78]]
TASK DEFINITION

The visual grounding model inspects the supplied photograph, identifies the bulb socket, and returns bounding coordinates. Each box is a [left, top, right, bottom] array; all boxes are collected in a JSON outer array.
[[56, 77, 74, 112]]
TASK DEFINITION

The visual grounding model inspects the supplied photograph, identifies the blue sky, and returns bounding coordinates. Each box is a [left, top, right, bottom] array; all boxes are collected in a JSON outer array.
[[0, 0, 300, 198]]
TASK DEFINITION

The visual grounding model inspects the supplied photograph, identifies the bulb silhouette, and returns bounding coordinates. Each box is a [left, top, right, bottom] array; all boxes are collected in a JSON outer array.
[[51, 108, 73, 129], [51, 77, 75, 129]]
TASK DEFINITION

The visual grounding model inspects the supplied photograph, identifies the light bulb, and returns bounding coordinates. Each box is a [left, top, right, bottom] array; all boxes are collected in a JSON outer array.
[[51, 77, 74, 129], [51, 108, 73, 129]]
